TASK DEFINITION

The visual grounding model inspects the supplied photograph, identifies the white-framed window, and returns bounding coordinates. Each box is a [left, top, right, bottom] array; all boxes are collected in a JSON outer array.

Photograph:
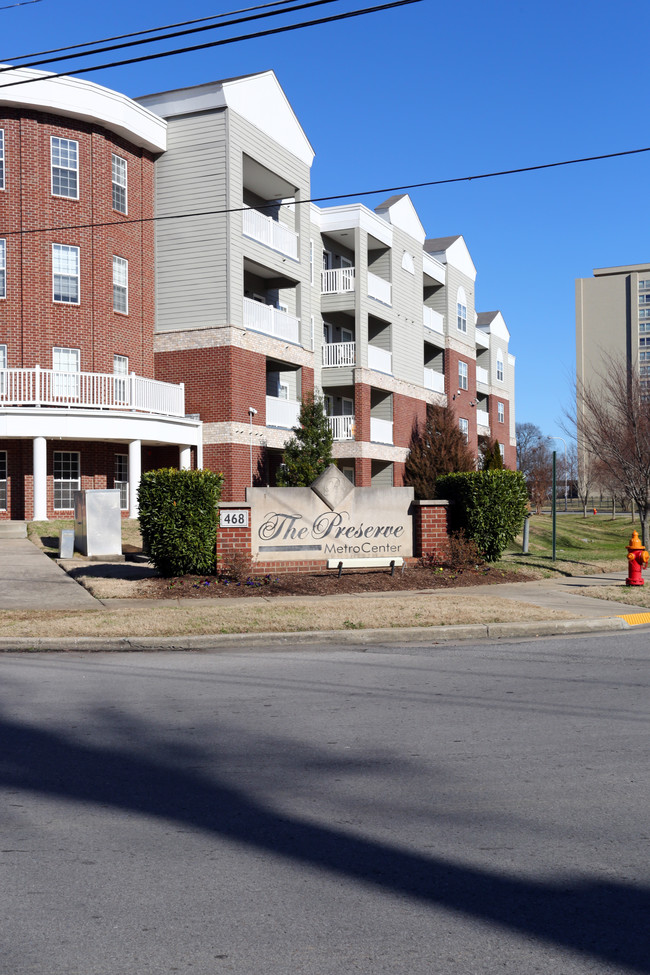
[[0, 238, 5, 298], [341, 464, 355, 485], [115, 454, 128, 510], [499, 443, 505, 459], [0, 128, 5, 190], [53, 451, 80, 510], [639, 280, 650, 290], [51, 137, 78, 199], [113, 354, 128, 401], [496, 351, 504, 382], [52, 346, 80, 398], [52, 244, 79, 304], [457, 286, 467, 333], [458, 359, 468, 390], [309, 239, 314, 285], [0, 343, 6, 396], [640, 294, 650, 305], [459, 418, 469, 442], [497, 401, 505, 423], [113, 256, 128, 313], [111, 154, 127, 214], [0, 450, 6, 511]]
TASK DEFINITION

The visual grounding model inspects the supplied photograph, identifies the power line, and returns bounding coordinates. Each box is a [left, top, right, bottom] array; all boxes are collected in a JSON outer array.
[[0, 0, 347, 75], [3, 0, 309, 62], [0, 0, 42, 9], [2, 145, 648, 238], [0, 0, 421, 89]]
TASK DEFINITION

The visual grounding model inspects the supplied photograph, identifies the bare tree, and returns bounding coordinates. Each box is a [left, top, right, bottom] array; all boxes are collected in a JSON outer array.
[[571, 361, 650, 547], [526, 440, 553, 514], [575, 445, 598, 518], [516, 422, 544, 479]]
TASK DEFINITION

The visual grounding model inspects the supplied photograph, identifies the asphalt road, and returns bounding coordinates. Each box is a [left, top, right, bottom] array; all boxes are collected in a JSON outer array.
[[1, 633, 648, 975]]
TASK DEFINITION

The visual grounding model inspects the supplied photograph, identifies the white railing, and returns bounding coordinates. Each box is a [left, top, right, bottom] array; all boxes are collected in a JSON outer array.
[[368, 345, 392, 374], [476, 409, 490, 428], [321, 267, 355, 294], [0, 366, 185, 416], [243, 297, 300, 344], [423, 368, 445, 394], [476, 366, 489, 385], [265, 395, 301, 429], [242, 208, 298, 260], [328, 414, 355, 440], [370, 416, 393, 444], [423, 306, 444, 335], [368, 271, 391, 305], [322, 342, 356, 367]]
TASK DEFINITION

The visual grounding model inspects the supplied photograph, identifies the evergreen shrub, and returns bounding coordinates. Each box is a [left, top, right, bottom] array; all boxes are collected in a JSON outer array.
[[436, 470, 528, 561], [138, 468, 225, 577]]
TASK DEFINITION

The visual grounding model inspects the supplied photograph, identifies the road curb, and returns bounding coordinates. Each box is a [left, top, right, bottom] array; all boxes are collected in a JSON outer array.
[[0, 615, 630, 653]]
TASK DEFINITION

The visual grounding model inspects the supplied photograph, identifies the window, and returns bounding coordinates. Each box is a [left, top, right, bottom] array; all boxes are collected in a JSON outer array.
[[457, 286, 467, 333], [112, 154, 127, 213], [0, 343, 6, 396], [0, 128, 5, 190], [113, 256, 128, 313], [52, 244, 79, 303], [53, 451, 80, 510], [640, 294, 650, 304], [458, 359, 468, 390], [51, 137, 78, 199], [53, 346, 80, 398], [0, 238, 5, 298], [309, 239, 314, 285], [496, 352, 504, 382], [459, 418, 469, 442], [498, 443, 505, 459], [0, 450, 6, 511], [639, 280, 650, 290], [115, 454, 128, 510], [498, 401, 505, 423], [113, 354, 128, 401]]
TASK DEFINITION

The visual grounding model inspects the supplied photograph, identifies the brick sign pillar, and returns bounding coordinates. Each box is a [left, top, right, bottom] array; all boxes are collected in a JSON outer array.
[[413, 500, 449, 559], [216, 502, 252, 568]]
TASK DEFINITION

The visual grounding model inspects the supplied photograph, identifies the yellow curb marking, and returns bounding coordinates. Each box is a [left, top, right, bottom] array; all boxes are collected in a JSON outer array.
[[617, 613, 650, 626]]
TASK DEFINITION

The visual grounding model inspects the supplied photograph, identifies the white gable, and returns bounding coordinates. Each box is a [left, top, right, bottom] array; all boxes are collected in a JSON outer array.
[[444, 237, 477, 281], [375, 196, 426, 244], [222, 72, 314, 167], [481, 311, 510, 342]]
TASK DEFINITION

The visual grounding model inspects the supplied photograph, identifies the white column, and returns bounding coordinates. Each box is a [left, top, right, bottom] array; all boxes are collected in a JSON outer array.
[[128, 440, 141, 519], [33, 437, 48, 521], [179, 445, 191, 470]]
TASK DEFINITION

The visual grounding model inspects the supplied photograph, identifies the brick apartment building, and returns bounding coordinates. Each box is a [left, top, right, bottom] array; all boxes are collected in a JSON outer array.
[[1, 66, 515, 519]]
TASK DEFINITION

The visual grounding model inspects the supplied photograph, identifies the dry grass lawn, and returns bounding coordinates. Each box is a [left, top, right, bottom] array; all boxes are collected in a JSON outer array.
[[580, 584, 650, 608]]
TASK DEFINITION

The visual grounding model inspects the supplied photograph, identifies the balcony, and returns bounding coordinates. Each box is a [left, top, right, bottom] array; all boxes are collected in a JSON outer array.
[[476, 366, 489, 386], [322, 342, 356, 368], [476, 409, 490, 428], [368, 345, 392, 374], [370, 417, 393, 444], [321, 267, 355, 294], [242, 208, 298, 260], [423, 306, 444, 335], [423, 368, 445, 394], [266, 395, 300, 429], [243, 297, 300, 344], [368, 271, 391, 305], [0, 366, 185, 416], [328, 414, 355, 440]]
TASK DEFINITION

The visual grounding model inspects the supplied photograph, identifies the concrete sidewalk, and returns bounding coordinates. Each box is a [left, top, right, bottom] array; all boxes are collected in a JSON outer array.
[[0, 538, 98, 611]]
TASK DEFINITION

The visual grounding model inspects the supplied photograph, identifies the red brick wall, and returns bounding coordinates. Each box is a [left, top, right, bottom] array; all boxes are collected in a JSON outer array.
[[414, 501, 449, 559], [444, 348, 478, 456], [488, 395, 516, 469], [0, 109, 155, 376]]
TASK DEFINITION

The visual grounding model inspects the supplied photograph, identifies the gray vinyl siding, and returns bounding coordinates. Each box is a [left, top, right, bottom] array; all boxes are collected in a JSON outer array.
[[387, 227, 425, 385], [154, 110, 228, 331], [371, 460, 393, 487], [368, 316, 391, 351], [445, 264, 476, 351], [370, 389, 392, 420]]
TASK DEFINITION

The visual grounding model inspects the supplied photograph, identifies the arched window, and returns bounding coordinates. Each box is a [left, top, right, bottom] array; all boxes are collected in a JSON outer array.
[[457, 286, 467, 333]]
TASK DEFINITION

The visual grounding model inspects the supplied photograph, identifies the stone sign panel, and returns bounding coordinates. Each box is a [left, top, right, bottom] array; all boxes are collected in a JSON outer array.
[[247, 466, 414, 562]]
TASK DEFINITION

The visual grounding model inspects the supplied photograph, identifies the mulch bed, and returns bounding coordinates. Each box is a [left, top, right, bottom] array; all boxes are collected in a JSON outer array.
[[146, 564, 529, 599]]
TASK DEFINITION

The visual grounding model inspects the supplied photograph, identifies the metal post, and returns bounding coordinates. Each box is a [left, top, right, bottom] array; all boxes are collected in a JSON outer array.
[[522, 516, 530, 554], [552, 450, 557, 562]]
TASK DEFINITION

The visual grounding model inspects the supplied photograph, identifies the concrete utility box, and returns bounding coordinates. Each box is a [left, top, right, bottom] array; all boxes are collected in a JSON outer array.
[[74, 489, 122, 558]]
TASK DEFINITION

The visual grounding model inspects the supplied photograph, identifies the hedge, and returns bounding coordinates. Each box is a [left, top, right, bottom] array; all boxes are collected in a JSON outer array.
[[435, 470, 528, 561], [138, 468, 225, 577]]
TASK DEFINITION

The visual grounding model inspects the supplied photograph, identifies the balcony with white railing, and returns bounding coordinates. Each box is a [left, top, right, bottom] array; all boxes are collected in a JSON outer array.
[[368, 345, 392, 374], [321, 267, 355, 295], [367, 271, 391, 305], [243, 297, 300, 344], [423, 368, 445, 394], [423, 306, 444, 335], [476, 366, 489, 386], [265, 395, 301, 429], [0, 366, 185, 416], [370, 416, 393, 444], [322, 342, 356, 368], [476, 409, 490, 428], [242, 208, 298, 260], [327, 414, 355, 440]]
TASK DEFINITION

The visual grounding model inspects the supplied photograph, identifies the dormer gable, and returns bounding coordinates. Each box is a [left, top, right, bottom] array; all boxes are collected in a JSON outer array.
[[375, 194, 426, 244]]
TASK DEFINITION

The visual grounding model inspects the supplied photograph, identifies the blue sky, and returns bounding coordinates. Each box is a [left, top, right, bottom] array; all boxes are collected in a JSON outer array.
[[2, 0, 647, 446]]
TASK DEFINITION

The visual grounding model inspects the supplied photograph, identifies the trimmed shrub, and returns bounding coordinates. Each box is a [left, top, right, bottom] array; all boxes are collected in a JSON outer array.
[[138, 468, 225, 577], [436, 470, 528, 561]]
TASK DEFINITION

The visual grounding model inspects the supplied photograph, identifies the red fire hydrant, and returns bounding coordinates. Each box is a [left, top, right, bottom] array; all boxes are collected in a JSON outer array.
[[626, 530, 649, 586]]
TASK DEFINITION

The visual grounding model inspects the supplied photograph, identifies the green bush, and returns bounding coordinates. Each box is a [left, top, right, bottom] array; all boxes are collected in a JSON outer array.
[[436, 470, 528, 562], [138, 468, 224, 577]]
